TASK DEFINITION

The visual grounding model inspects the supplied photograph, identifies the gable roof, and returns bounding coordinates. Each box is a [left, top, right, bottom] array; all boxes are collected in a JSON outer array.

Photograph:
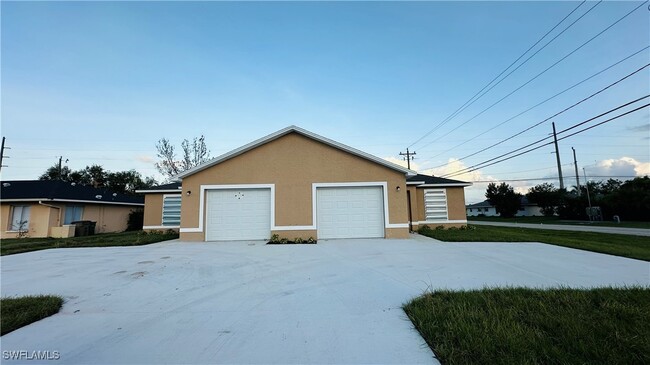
[[175, 125, 416, 179], [466, 196, 536, 209], [407, 174, 472, 187], [135, 182, 182, 194], [0, 180, 144, 206]]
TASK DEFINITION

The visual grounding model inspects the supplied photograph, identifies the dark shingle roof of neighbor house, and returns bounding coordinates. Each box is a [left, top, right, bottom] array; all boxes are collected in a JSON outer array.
[[407, 174, 472, 187], [135, 182, 182, 193], [0, 180, 143, 205]]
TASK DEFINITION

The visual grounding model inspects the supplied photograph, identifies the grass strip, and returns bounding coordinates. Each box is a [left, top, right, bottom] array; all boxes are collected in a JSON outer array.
[[418, 225, 650, 261], [1, 230, 179, 256], [404, 287, 650, 365], [1, 295, 64, 336]]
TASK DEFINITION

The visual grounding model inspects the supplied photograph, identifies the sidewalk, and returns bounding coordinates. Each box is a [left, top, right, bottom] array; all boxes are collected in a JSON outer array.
[[470, 221, 650, 237]]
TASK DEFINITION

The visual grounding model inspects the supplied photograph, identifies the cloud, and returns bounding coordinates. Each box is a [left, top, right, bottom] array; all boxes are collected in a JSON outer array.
[[586, 157, 650, 177], [136, 155, 155, 164], [627, 123, 650, 133]]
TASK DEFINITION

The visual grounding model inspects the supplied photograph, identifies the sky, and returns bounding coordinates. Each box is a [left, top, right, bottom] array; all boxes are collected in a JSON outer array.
[[2, 1, 648, 203]]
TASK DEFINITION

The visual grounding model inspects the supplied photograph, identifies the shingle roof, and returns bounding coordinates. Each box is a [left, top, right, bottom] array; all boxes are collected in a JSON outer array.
[[135, 182, 182, 193], [0, 180, 143, 205], [407, 174, 472, 186]]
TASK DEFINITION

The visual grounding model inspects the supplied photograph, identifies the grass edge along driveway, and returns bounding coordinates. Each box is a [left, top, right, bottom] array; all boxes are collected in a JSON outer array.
[[1, 295, 64, 336], [418, 225, 650, 261], [404, 287, 650, 365], [1, 230, 179, 256]]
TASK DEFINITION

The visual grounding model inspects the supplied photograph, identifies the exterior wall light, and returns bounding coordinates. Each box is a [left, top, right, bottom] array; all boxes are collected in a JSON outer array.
[[396, 186, 401, 192], [186, 191, 192, 196]]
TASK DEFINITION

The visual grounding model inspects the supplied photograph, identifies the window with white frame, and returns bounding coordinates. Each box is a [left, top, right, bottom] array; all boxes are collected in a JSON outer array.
[[64, 205, 84, 224], [424, 189, 448, 221], [162, 195, 181, 226], [10, 205, 31, 231]]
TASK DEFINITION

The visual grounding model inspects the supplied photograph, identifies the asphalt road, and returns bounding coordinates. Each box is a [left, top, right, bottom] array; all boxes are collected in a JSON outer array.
[[470, 221, 650, 236]]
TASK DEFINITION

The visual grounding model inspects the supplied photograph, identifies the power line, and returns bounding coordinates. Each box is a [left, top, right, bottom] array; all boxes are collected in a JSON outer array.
[[407, 1, 588, 149], [414, 1, 648, 151], [469, 175, 637, 183], [442, 99, 650, 178], [417, 48, 649, 167]]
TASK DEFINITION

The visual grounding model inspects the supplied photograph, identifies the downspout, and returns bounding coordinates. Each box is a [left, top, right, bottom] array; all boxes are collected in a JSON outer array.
[[38, 200, 62, 227]]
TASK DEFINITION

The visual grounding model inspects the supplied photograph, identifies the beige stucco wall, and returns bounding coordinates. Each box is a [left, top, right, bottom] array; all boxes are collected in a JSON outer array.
[[143, 194, 164, 227], [82, 204, 135, 233], [1, 203, 60, 239], [1, 202, 138, 238], [409, 186, 468, 230], [180, 132, 409, 241]]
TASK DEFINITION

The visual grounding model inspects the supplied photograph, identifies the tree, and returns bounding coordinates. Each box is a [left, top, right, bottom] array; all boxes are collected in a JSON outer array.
[[39, 165, 72, 181], [527, 183, 561, 216], [155, 135, 211, 179], [485, 182, 522, 218], [39, 164, 157, 195]]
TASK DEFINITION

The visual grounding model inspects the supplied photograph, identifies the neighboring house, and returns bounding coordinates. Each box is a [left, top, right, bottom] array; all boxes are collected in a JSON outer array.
[[1, 180, 144, 239], [138, 126, 472, 242], [406, 174, 472, 231], [466, 196, 543, 217]]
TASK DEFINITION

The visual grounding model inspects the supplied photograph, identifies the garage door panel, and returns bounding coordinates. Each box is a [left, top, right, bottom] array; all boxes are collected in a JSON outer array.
[[206, 188, 271, 241], [317, 186, 385, 239]]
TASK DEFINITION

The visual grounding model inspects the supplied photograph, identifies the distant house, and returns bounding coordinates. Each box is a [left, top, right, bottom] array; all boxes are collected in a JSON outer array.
[[466, 196, 542, 217], [1, 180, 144, 239]]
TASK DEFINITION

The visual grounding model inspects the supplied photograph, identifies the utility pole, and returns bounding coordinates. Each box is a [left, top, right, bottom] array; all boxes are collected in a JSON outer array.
[[583, 167, 593, 222], [552, 122, 564, 190], [572, 147, 581, 196], [58, 156, 63, 180], [0, 137, 9, 173], [399, 148, 416, 170]]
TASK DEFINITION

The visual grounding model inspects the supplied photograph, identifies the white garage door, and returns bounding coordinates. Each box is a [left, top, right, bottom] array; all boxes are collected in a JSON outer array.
[[205, 188, 271, 241], [316, 186, 385, 239]]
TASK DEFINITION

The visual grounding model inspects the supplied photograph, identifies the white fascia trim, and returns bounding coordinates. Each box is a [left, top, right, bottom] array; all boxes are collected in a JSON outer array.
[[406, 181, 426, 185], [174, 125, 416, 179], [418, 183, 473, 187], [312, 182, 407, 230], [1, 198, 143, 206], [181, 184, 276, 236], [273, 225, 315, 231], [143, 225, 179, 230], [413, 220, 468, 225], [135, 189, 182, 194]]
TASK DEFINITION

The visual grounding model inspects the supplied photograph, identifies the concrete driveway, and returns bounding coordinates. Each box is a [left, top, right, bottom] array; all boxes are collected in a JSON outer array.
[[1, 236, 648, 364]]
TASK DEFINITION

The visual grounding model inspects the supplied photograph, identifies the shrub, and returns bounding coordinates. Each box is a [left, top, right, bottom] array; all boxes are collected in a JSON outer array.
[[127, 209, 144, 231], [269, 234, 280, 244], [306, 237, 317, 244], [294, 237, 304, 244]]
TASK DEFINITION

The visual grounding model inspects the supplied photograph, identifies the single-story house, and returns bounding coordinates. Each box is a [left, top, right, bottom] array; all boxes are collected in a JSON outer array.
[[466, 196, 543, 217], [1, 180, 144, 239], [138, 126, 471, 241]]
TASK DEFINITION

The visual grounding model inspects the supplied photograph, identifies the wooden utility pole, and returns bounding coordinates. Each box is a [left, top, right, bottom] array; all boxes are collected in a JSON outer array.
[[552, 122, 564, 190], [0, 137, 9, 173], [572, 147, 581, 196], [399, 148, 416, 169]]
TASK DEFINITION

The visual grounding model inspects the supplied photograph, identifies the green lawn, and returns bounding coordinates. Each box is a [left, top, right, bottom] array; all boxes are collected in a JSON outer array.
[[418, 225, 650, 261], [468, 215, 650, 229], [1, 295, 64, 336], [404, 287, 650, 365], [1, 230, 179, 256]]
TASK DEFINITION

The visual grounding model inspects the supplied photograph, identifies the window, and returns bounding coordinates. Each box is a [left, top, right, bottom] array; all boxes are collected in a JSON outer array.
[[424, 189, 448, 221], [64, 205, 84, 224], [10, 206, 30, 231], [162, 195, 181, 226]]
